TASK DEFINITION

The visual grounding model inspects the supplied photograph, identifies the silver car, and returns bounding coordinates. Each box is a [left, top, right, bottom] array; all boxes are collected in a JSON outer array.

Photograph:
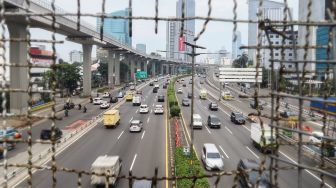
[[201, 143, 224, 171]]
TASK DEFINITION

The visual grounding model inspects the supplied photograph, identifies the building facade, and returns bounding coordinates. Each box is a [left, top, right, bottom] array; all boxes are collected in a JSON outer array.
[[136, 43, 146, 53], [69, 50, 83, 64], [232, 30, 242, 59], [96, 8, 132, 46], [166, 20, 178, 59]]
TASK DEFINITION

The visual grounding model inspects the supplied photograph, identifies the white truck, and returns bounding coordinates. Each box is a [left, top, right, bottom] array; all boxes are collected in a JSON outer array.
[[251, 123, 275, 153], [91, 155, 122, 187]]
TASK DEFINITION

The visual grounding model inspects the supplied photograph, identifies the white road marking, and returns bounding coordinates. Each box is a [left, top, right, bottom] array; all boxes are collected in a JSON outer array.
[[308, 121, 323, 127], [219, 108, 230, 117], [205, 126, 212, 134], [152, 104, 154, 107], [219, 145, 230, 159], [225, 126, 233, 135], [129, 116, 133, 123], [129, 154, 137, 171], [136, 109, 139, 113], [279, 151, 333, 188], [150, 109, 153, 113], [141, 131, 146, 140], [117, 131, 124, 140], [147, 117, 150, 123], [243, 125, 251, 132], [246, 146, 259, 159]]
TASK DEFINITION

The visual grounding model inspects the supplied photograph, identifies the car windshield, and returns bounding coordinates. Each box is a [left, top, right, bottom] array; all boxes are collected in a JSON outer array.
[[211, 103, 218, 107], [194, 118, 202, 123], [212, 117, 220, 123], [236, 113, 244, 119], [207, 152, 220, 158], [247, 171, 269, 185], [131, 122, 140, 126], [140, 105, 147, 108]]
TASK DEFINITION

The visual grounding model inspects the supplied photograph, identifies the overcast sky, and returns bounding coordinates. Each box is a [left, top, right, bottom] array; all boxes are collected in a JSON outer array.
[[29, 0, 298, 62]]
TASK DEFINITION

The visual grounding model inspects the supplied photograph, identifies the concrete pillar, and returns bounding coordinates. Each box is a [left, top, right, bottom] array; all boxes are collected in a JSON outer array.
[[114, 53, 120, 85], [151, 62, 156, 77], [144, 60, 148, 76], [160, 64, 164, 75], [130, 57, 136, 82], [8, 23, 28, 114], [82, 44, 92, 96], [108, 49, 114, 89]]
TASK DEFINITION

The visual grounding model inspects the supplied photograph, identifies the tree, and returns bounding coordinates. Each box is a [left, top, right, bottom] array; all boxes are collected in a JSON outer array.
[[97, 57, 108, 84], [232, 53, 249, 68]]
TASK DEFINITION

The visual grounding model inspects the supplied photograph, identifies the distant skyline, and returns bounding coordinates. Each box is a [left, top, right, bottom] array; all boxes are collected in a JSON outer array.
[[25, 0, 298, 62]]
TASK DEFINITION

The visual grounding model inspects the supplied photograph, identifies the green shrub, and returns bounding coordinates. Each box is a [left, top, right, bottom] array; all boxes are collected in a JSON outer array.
[[170, 105, 180, 117], [175, 147, 209, 188]]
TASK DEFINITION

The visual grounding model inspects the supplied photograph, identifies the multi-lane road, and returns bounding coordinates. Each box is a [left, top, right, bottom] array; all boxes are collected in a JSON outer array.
[[174, 73, 335, 188]]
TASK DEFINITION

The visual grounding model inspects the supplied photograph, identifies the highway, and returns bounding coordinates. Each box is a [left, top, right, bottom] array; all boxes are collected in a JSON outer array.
[[175, 75, 335, 188], [15, 79, 169, 188]]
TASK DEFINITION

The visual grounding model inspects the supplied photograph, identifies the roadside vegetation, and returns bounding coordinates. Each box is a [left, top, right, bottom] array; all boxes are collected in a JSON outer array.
[[167, 76, 180, 117]]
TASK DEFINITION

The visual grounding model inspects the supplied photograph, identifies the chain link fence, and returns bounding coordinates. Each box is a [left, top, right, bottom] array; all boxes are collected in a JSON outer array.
[[0, 0, 335, 187]]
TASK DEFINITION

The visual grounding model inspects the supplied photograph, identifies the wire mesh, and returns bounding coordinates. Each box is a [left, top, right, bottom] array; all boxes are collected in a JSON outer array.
[[0, 0, 335, 187]]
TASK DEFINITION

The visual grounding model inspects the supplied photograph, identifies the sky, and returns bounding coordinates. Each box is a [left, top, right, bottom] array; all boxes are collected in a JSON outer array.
[[28, 0, 298, 62]]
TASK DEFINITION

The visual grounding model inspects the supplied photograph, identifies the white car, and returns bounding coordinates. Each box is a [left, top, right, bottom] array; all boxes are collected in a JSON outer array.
[[309, 131, 324, 143], [130, 85, 136, 90], [154, 79, 158, 82], [177, 88, 183, 94], [100, 101, 110, 109], [129, 120, 143, 132], [154, 105, 164, 114], [139, 104, 149, 114], [102, 92, 110, 98], [93, 98, 103, 105]]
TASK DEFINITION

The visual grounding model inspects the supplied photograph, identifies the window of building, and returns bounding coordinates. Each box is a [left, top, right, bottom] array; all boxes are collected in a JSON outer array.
[[276, 34, 279, 38], [270, 35, 273, 38], [288, 53, 292, 56], [271, 41, 274, 44], [275, 41, 279, 44], [288, 65, 292, 68], [289, 41, 292, 44], [275, 53, 279, 56]]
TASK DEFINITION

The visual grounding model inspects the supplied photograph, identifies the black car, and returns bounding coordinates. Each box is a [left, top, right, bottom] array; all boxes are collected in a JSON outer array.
[[182, 98, 190, 106], [64, 102, 75, 110], [237, 159, 271, 188], [231, 112, 246, 125], [40, 128, 63, 140], [153, 87, 158, 93], [280, 111, 297, 118], [208, 102, 218, 111], [163, 84, 167, 89], [157, 95, 165, 102], [149, 82, 154, 86], [110, 96, 118, 103], [250, 100, 264, 110], [187, 92, 192, 99], [207, 115, 221, 128], [183, 83, 186, 87]]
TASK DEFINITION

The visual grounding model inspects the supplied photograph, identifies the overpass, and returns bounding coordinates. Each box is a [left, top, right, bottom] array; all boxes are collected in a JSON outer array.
[[3, 0, 187, 114]]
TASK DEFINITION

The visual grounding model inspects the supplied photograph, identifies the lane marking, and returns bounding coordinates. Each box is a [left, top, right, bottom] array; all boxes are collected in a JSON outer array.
[[147, 117, 150, 123], [243, 125, 251, 132], [279, 151, 333, 188], [136, 109, 139, 113], [129, 154, 137, 171], [219, 145, 230, 159], [117, 131, 124, 140], [225, 126, 233, 135], [165, 94, 169, 188], [205, 126, 212, 134], [129, 116, 133, 123], [246, 146, 259, 159], [150, 109, 153, 113], [141, 131, 146, 140]]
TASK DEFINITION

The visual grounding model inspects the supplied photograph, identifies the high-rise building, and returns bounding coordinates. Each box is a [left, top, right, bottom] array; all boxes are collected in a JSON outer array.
[[232, 31, 242, 59], [69, 50, 83, 63], [136, 44, 146, 53], [96, 8, 132, 46], [248, 0, 286, 65], [166, 0, 195, 62]]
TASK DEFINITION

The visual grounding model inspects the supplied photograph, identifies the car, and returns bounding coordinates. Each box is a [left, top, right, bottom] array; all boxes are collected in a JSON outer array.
[[129, 120, 143, 132], [280, 111, 298, 119], [181, 78, 184, 81], [177, 88, 183, 94], [201, 143, 224, 171], [152, 87, 158, 93], [154, 78, 158, 82], [208, 102, 218, 111], [136, 90, 142, 95], [250, 100, 264, 110], [132, 180, 152, 188], [154, 84, 159, 88], [207, 115, 221, 128], [188, 92, 192, 99], [157, 95, 165, 102], [163, 84, 167, 89], [200, 80, 204, 84], [154, 105, 164, 114], [182, 98, 190, 106], [149, 82, 154, 86], [117, 91, 124, 98], [309, 131, 324, 143], [237, 159, 271, 188], [189, 80, 192, 84], [102, 92, 110, 98], [192, 114, 203, 129], [110, 96, 118, 103], [63, 102, 75, 110], [139, 104, 149, 114], [93, 98, 103, 105], [40, 128, 63, 140], [230, 112, 246, 125], [130, 85, 136, 90], [0, 128, 21, 150], [100, 101, 110, 109], [132, 96, 141, 106], [183, 83, 186, 87]]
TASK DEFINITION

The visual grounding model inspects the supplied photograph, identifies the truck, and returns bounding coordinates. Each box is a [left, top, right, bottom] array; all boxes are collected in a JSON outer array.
[[199, 89, 207, 99], [91, 155, 122, 187], [310, 97, 336, 116], [250, 123, 275, 153], [103, 110, 120, 128]]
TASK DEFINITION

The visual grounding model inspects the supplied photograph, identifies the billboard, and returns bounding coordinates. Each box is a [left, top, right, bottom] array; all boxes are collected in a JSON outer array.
[[219, 68, 262, 83], [178, 36, 185, 51], [136, 71, 148, 79]]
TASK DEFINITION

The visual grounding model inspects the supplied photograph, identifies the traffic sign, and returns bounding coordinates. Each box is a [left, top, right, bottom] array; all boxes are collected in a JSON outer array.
[[219, 68, 262, 83], [136, 71, 148, 79]]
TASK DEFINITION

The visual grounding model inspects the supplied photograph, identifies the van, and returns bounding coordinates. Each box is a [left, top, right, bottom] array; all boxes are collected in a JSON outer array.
[[132, 96, 141, 106], [192, 114, 203, 129], [199, 89, 207, 99], [201, 143, 224, 171], [103, 110, 120, 128]]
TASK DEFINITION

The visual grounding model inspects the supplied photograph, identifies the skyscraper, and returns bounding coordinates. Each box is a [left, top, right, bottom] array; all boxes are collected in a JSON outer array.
[[232, 31, 242, 59], [166, 0, 195, 62], [96, 8, 132, 46]]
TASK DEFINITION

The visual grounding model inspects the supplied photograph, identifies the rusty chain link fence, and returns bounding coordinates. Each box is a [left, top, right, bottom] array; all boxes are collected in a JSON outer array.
[[0, 0, 336, 187]]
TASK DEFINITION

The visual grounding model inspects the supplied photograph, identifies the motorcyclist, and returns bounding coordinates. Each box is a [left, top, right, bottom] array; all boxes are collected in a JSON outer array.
[[65, 109, 69, 117], [90, 97, 93, 103], [83, 105, 87, 113], [78, 104, 82, 110]]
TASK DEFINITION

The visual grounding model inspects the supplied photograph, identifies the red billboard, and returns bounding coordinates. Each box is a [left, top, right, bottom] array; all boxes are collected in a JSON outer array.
[[178, 36, 185, 52]]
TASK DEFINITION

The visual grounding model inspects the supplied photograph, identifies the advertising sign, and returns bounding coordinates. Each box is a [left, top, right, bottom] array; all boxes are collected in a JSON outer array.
[[179, 36, 186, 51]]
